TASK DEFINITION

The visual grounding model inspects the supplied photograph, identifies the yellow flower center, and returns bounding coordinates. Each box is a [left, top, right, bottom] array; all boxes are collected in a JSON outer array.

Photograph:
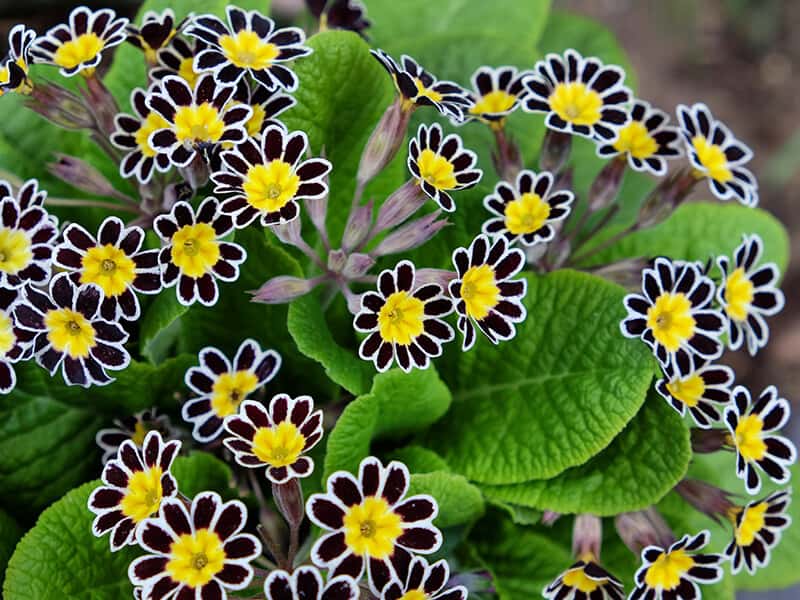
[[413, 78, 443, 103], [417, 149, 457, 191], [210, 370, 259, 418], [0, 227, 33, 275], [399, 590, 428, 600], [735, 502, 768, 546], [469, 90, 517, 116], [244, 103, 266, 137], [120, 466, 164, 523], [178, 57, 199, 88], [166, 528, 226, 588], [646, 292, 696, 352], [644, 549, 695, 591], [377, 291, 425, 346], [562, 566, 604, 593], [460, 265, 500, 321], [548, 82, 603, 126], [612, 121, 658, 159], [0, 56, 30, 94], [252, 421, 306, 468], [44, 308, 96, 359], [665, 372, 705, 408], [219, 30, 279, 70], [131, 421, 148, 446], [242, 160, 300, 213], [692, 135, 732, 183], [0, 310, 15, 356], [79, 244, 137, 297], [504, 192, 551, 235], [174, 103, 225, 144], [52, 32, 105, 70], [170, 223, 220, 278], [723, 267, 754, 322], [135, 111, 171, 158], [735, 414, 767, 461], [343, 496, 403, 559]]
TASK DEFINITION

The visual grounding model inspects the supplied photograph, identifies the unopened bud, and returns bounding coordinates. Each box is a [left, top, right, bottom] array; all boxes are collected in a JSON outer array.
[[47, 154, 117, 197], [541, 511, 562, 526], [271, 217, 303, 247], [539, 129, 572, 174], [524, 243, 548, 265], [572, 514, 602, 560], [675, 479, 737, 525], [357, 98, 412, 187], [251, 275, 322, 304], [690, 428, 729, 454], [161, 181, 194, 211], [553, 166, 574, 192], [414, 268, 456, 290], [373, 180, 428, 234], [342, 199, 373, 252], [589, 258, 649, 290], [179, 154, 209, 190], [589, 157, 627, 211], [342, 253, 375, 278], [371, 212, 448, 257], [27, 81, 94, 130], [81, 73, 120, 136], [615, 507, 675, 554], [492, 127, 523, 181], [638, 166, 697, 229], [272, 478, 304, 529], [327, 248, 347, 273]]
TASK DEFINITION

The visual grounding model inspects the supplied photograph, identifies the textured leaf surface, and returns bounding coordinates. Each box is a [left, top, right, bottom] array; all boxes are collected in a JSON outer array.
[[409, 472, 484, 529], [171, 452, 233, 499]]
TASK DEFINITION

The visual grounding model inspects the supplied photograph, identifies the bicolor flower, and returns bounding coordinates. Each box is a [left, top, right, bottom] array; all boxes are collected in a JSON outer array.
[[307, 0, 371, 37], [127, 9, 186, 64], [188, 6, 311, 91], [183, 339, 281, 442], [725, 490, 792, 575], [354, 260, 454, 373], [154, 198, 247, 307], [230, 78, 296, 139], [543, 559, 624, 600], [15, 274, 130, 387], [381, 556, 467, 600], [522, 49, 631, 140], [88, 431, 180, 551], [151, 36, 205, 87], [54, 216, 162, 322], [629, 531, 724, 600], [96, 408, 172, 465], [147, 74, 252, 168], [408, 123, 482, 212], [677, 103, 758, 206], [306, 456, 443, 595], [596, 99, 682, 176], [621, 258, 725, 375], [31, 6, 128, 77], [716, 234, 784, 356], [0, 194, 58, 289], [723, 385, 796, 495], [467, 65, 531, 125], [0, 24, 36, 95], [264, 566, 359, 600], [223, 395, 323, 484], [449, 235, 527, 351], [371, 50, 472, 122], [0, 177, 48, 212], [129, 492, 262, 599], [655, 361, 733, 429], [212, 123, 331, 226], [0, 288, 33, 394], [482, 169, 574, 247]]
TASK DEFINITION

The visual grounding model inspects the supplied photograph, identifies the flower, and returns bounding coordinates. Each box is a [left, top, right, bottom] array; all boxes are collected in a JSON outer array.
[[230, 78, 296, 139], [306, 456, 443, 595], [723, 385, 796, 495], [54, 216, 162, 321], [146, 74, 252, 168], [0, 177, 48, 211], [129, 492, 262, 599], [15, 274, 130, 387], [188, 6, 311, 91], [223, 395, 323, 483], [307, 0, 371, 37], [481, 169, 574, 246], [183, 339, 281, 442], [522, 49, 631, 141], [111, 84, 173, 184], [467, 65, 531, 125], [264, 566, 359, 600], [655, 361, 733, 429], [0, 25, 36, 95], [620, 258, 725, 375], [31, 6, 128, 77], [151, 36, 205, 87], [127, 9, 186, 64], [212, 123, 331, 226], [449, 235, 527, 351], [543, 559, 624, 600], [408, 123, 482, 212], [354, 260, 454, 373], [596, 99, 682, 176], [154, 198, 246, 306], [724, 490, 792, 575], [677, 103, 758, 206], [0, 288, 33, 393], [371, 50, 472, 122], [629, 531, 724, 600], [381, 556, 467, 600], [88, 431, 180, 551], [96, 408, 173, 465], [716, 234, 785, 356], [0, 194, 57, 289]]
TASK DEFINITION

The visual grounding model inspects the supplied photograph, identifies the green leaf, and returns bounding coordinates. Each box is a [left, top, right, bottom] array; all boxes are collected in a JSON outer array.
[[429, 270, 655, 484], [139, 291, 188, 363], [480, 394, 691, 515], [391, 446, 450, 474], [171, 452, 233, 498], [3, 481, 138, 599], [409, 471, 484, 529], [0, 507, 22, 587]]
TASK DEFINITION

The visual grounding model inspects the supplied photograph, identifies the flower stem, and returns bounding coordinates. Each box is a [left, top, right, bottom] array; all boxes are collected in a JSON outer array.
[[44, 197, 141, 215]]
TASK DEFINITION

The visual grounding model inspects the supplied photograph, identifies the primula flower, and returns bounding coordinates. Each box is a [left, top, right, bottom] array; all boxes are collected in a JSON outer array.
[[716, 234, 784, 356], [127, 9, 186, 64], [0, 194, 58, 289], [629, 531, 724, 600], [0, 25, 36, 95], [31, 6, 128, 77], [677, 103, 758, 206], [264, 566, 359, 600], [596, 99, 682, 176], [522, 49, 631, 141], [354, 260, 454, 373], [88, 431, 180, 551], [307, 0, 371, 38], [655, 361, 734, 429], [183, 339, 281, 442], [381, 556, 467, 600], [54, 216, 162, 322], [188, 6, 311, 91], [129, 492, 262, 599], [725, 490, 792, 575], [723, 385, 796, 495], [223, 395, 323, 484], [307, 456, 443, 595], [147, 74, 252, 168], [151, 37, 205, 87], [467, 65, 531, 125], [481, 169, 574, 247], [16, 274, 130, 387], [212, 123, 331, 226], [408, 123, 482, 212], [154, 198, 247, 307], [543, 559, 624, 600], [621, 258, 725, 375], [0, 288, 33, 393], [230, 78, 296, 139], [96, 408, 172, 465], [0, 177, 48, 211]]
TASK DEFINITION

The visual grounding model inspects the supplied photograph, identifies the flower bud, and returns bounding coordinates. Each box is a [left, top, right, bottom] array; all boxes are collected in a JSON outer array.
[[342, 199, 373, 252], [492, 127, 523, 181], [690, 428, 729, 454], [541, 511, 562, 526], [414, 268, 456, 290], [327, 248, 347, 273], [271, 217, 303, 247], [357, 98, 412, 187], [81, 73, 120, 136], [373, 180, 428, 234], [371, 211, 448, 257], [539, 129, 572, 174], [553, 166, 574, 192], [588, 157, 627, 212], [615, 507, 674, 554], [47, 154, 117, 197], [161, 181, 194, 211], [179, 154, 209, 190], [251, 275, 322, 304], [342, 252, 375, 278], [272, 478, 304, 530], [572, 514, 602, 560], [675, 479, 737, 525], [27, 81, 94, 130], [637, 166, 697, 229]]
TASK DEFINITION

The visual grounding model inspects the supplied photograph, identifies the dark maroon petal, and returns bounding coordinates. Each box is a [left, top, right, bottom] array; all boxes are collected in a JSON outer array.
[[331, 474, 362, 507], [93, 510, 124, 534], [381, 463, 409, 505], [139, 521, 175, 553], [394, 496, 436, 523], [224, 535, 259, 559], [309, 497, 345, 529], [162, 501, 192, 535], [214, 501, 245, 540], [398, 526, 440, 551]]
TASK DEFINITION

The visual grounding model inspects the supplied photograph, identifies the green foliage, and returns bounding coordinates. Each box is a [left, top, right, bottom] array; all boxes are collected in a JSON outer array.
[[0, 508, 21, 587], [171, 452, 233, 499], [409, 472, 485, 528]]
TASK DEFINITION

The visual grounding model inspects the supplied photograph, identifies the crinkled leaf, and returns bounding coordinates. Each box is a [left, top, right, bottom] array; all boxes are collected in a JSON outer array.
[[408, 471, 484, 529], [171, 452, 233, 499], [391, 446, 450, 474]]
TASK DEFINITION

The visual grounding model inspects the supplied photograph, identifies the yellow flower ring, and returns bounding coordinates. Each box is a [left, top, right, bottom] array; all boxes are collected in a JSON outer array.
[[468, 65, 531, 123], [655, 361, 734, 429], [725, 491, 792, 575], [0, 197, 57, 289]]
